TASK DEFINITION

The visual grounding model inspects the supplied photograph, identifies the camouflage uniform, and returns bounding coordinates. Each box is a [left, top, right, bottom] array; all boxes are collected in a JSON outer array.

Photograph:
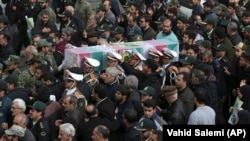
[[18, 68, 36, 88], [1, 69, 21, 80], [45, 52, 57, 71], [74, 0, 92, 29]]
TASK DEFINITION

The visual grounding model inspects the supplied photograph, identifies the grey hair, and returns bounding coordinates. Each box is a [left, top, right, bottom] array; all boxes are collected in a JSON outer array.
[[26, 45, 38, 56], [106, 67, 119, 78], [124, 75, 138, 89], [13, 98, 26, 112], [62, 27, 74, 36], [59, 123, 75, 136], [227, 21, 238, 32]]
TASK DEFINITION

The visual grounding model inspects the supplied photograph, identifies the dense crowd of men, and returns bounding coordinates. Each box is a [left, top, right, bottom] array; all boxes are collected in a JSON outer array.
[[0, 0, 250, 140]]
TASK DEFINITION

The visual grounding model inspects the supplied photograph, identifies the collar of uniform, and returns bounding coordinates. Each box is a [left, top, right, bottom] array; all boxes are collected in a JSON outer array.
[[66, 87, 77, 95]]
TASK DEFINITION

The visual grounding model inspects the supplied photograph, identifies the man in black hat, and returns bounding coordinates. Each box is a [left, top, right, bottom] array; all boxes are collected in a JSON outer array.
[[110, 26, 127, 43], [135, 118, 158, 141], [27, 101, 51, 141], [2, 55, 21, 80], [58, 10, 78, 32]]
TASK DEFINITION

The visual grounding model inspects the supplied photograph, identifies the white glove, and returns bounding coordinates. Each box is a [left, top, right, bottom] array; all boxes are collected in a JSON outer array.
[[58, 60, 67, 71]]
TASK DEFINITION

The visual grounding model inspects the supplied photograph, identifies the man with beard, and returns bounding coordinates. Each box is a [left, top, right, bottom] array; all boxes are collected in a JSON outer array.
[[58, 10, 78, 32], [2, 55, 21, 79], [37, 0, 56, 23], [156, 18, 179, 62], [32, 10, 58, 38], [242, 11, 250, 26]]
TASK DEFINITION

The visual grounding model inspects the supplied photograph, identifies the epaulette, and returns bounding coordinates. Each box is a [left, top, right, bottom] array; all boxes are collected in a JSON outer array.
[[74, 90, 84, 99], [90, 73, 96, 80]]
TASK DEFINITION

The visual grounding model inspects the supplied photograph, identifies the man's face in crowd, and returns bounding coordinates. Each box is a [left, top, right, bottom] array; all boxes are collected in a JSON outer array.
[[143, 106, 155, 118], [162, 20, 172, 35]]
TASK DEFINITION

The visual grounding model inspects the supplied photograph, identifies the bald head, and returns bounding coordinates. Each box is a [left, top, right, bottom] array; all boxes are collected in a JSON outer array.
[[85, 104, 98, 118], [13, 113, 29, 128]]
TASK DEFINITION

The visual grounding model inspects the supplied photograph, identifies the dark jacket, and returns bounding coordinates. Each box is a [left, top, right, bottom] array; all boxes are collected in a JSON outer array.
[[0, 43, 16, 63], [77, 116, 119, 141], [161, 99, 187, 125], [96, 97, 115, 121], [27, 118, 51, 141], [6, 88, 30, 105], [32, 20, 58, 38]]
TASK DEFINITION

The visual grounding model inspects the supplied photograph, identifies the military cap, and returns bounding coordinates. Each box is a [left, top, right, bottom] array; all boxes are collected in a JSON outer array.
[[98, 24, 111, 32], [65, 67, 83, 82], [179, 55, 196, 65], [131, 49, 146, 61], [242, 25, 250, 32], [148, 48, 163, 57], [0, 15, 9, 24], [161, 85, 178, 96], [107, 52, 122, 61], [162, 48, 177, 59], [139, 86, 155, 96], [96, 4, 106, 12], [28, 101, 46, 111], [37, 39, 52, 48], [58, 10, 72, 18], [5, 74, 18, 85], [27, 56, 42, 65], [0, 80, 7, 91], [220, 12, 230, 26], [112, 26, 125, 34], [5, 125, 25, 137], [46, 36, 56, 46], [135, 118, 155, 131], [132, 35, 143, 41], [122, 1, 130, 8], [215, 4, 228, 12], [200, 40, 212, 49], [213, 44, 226, 51], [154, 16, 167, 24], [81, 57, 100, 68], [205, 18, 216, 26], [143, 58, 159, 72], [0, 63, 3, 69], [4, 55, 20, 66]]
